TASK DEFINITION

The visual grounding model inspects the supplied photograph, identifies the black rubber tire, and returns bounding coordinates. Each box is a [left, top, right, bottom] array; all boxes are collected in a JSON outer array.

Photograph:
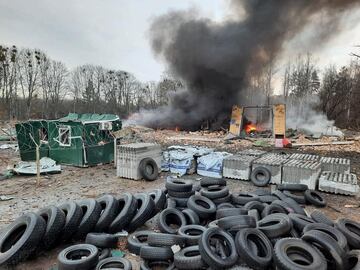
[[200, 178, 226, 187], [346, 250, 360, 270], [173, 196, 189, 208], [178, 225, 207, 246], [58, 201, 83, 242], [302, 230, 346, 270], [253, 189, 272, 196], [147, 233, 185, 247], [166, 197, 177, 209], [108, 193, 138, 233], [0, 213, 46, 266], [126, 193, 155, 232], [200, 186, 229, 199], [304, 190, 326, 207], [216, 203, 235, 209], [258, 195, 278, 203], [231, 192, 259, 205], [303, 223, 348, 250], [139, 157, 158, 181], [57, 244, 99, 270], [271, 200, 295, 214], [85, 233, 118, 248], [310, 210, 334, 226], [216, 208, 248, 219], [288, 213, 315, 231], [283, 197, 306, 215], [74, 199, 102, 240], [257, 214, 292, 238], [243, 201, 265, 212], [98, 248, 111, 261], [182, 208, 200, 225], [277, 184, 308, 192], [140, 260, 174, 270], [274, 238, 327, 270], [37, 206, 66, 250], [174, 245, 206, 269], [272, 190, 288, 201], [127, 231, 151, 255], [218, 215, 256, 230], [158, 208, 187, 234], [166, 178, 193, 192], [235, 228, 273, 270], [283, 190, 306, 204], [247, 209, 260, 222], [261, 204, 288, 218], [212, 193, 232, 205], [94, 195, 119, 233], [96, 257, 132, 270], [187, 194, 216, 219], [250, 166, 271, 187], [335, 218, 360, 249], [199, 227, 238, 268], [140, 245, 173, 261], [168, 189, 195, 198], [148, 189, 166, 213]]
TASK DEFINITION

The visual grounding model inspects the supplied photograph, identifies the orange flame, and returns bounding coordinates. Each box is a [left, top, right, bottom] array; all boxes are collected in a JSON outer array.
[[245, 124, 257, 133], [175, 126, 180, 132]]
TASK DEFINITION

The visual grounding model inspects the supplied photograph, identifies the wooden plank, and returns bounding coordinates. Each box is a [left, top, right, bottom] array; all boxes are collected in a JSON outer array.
[[229, 105, 243, 136], [292, 141, 354, 147], [273, 104, 286, 137]]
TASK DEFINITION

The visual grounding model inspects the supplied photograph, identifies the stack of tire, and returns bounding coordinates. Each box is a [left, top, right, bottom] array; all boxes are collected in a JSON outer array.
[[166, 177, 196, 209], [129, 179, 360, 269], [0, 189, 166, 268]]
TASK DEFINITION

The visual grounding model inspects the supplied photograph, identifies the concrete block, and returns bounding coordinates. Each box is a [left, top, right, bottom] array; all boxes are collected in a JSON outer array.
[[320, 157, 350, 174], [223, 154, 258, 180], [319, 171, 359, 196], [252, 153, 289, 184], [289, 153, 320, 161], [282, 159, 321, 190], [116, 143, 162, 180], [238, 149, 268, 157]]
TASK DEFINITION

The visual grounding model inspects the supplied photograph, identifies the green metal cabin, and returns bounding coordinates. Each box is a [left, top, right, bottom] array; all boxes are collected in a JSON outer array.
[[15, 113, 122, 167]]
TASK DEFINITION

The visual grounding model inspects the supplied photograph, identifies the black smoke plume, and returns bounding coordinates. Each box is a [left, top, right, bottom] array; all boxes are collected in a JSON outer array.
[[133, 0, 360, 130]]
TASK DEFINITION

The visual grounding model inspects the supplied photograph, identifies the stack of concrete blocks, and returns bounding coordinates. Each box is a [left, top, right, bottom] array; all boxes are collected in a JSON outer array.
[[116, 143, 162, 180], [318, 171, 359, 196], [320, 157, 351, 174], [252, 153, 289, 184], [223, 155, 259, 181], [282, 159, 322, 190]]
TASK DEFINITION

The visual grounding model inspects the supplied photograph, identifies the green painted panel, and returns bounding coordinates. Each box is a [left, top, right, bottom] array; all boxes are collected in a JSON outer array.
[[86, 141, 114, 165]]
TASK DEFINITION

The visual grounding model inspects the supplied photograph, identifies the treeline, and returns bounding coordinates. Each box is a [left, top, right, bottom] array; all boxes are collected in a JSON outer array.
[[1, 44, 360, 130], [0, 45, 182, 120]]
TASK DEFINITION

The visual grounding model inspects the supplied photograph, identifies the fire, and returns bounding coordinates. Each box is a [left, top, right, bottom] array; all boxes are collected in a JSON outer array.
[[245, 123, 257, 133], [175, 126, 180, 132]]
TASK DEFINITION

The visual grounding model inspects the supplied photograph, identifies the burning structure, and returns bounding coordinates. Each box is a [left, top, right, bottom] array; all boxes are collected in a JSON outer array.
[[129, 0, 360, 131]]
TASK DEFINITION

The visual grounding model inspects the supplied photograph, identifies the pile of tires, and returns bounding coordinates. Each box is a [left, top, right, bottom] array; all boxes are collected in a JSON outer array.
[[129, 179, 360, 270], [0, 189, 166, 268]]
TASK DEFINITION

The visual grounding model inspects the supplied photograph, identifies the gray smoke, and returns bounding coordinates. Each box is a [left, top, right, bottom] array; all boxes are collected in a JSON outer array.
[[135, 0, 360, 130]]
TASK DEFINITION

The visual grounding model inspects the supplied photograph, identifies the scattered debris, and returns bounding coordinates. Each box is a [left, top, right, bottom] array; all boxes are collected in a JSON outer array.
[[13, 157, 61, 175]]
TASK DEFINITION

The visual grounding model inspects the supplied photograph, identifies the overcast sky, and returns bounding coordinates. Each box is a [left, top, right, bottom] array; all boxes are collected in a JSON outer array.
[[1, 0, 360, 86]]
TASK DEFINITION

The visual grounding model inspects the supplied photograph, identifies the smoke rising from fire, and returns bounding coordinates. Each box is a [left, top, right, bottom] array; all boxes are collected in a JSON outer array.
[[131, 0, 360, 130]]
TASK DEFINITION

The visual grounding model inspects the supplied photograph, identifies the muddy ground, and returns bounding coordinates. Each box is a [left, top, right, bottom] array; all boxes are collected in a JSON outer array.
[[0, 133, 360, 270]]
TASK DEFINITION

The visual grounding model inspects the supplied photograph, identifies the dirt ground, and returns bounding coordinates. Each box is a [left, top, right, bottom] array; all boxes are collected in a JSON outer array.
[[0, 128, 360, 270]]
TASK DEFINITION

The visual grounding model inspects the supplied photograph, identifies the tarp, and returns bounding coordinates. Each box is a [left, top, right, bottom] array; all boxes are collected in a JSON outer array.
[[197, 152, 233, 178], [13, 157, 61, 175], [59, 113, 120, 124]]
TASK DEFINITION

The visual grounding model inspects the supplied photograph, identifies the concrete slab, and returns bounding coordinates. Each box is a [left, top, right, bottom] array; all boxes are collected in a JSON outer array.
[[320, 157, 350, 174], [319, 171, 359, 196], [252, 153, 289, 184], [116, 143, 162, 180], [282, 159, 321, 190], [223, 154, 258, 181]]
